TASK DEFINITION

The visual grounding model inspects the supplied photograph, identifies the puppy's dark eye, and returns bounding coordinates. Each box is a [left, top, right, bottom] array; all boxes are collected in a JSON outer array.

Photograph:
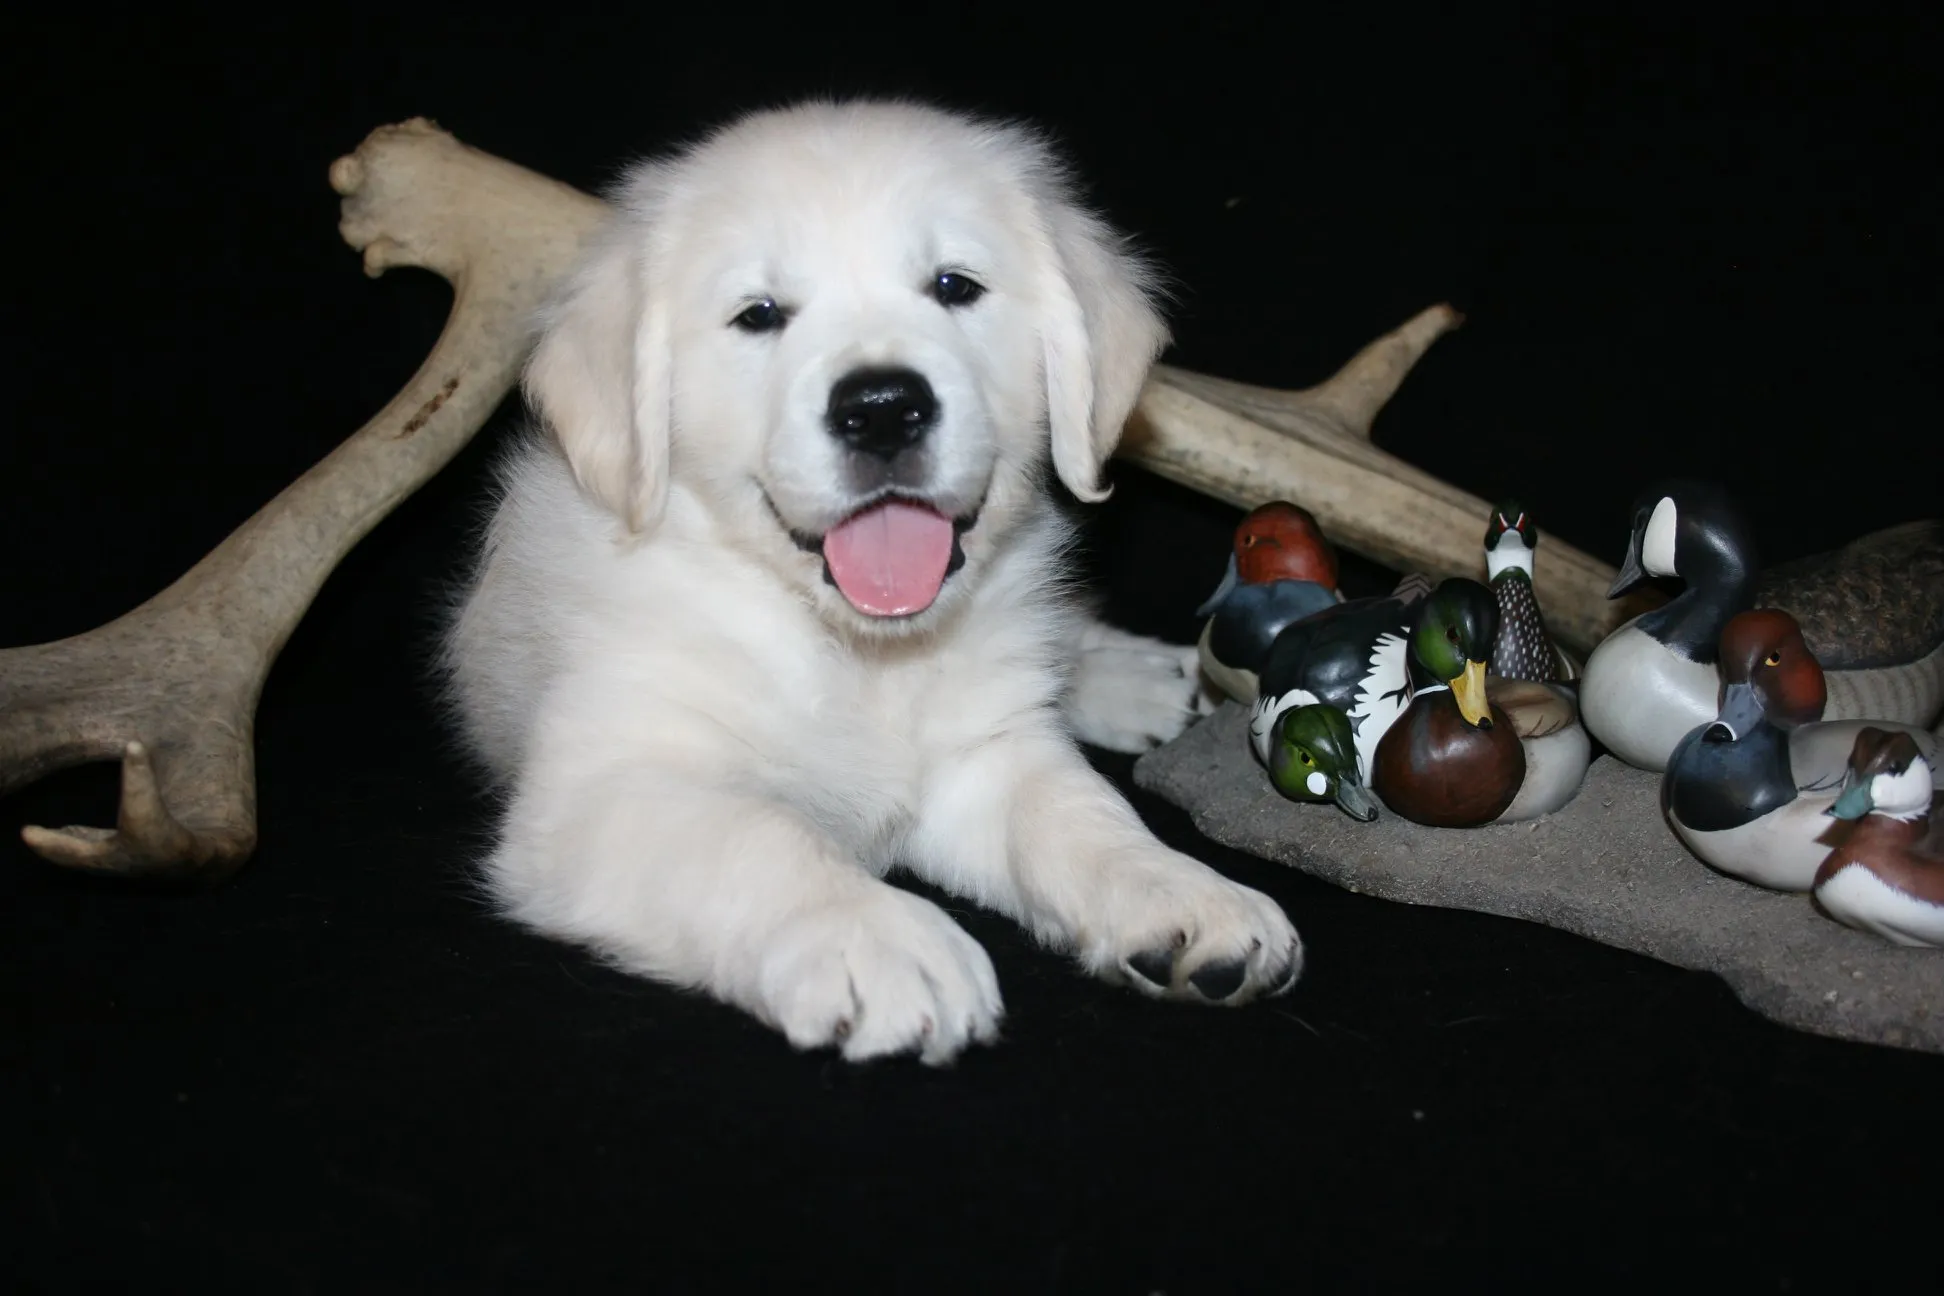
[[732, 298, 787, 333], [932, 272, 985, 308]]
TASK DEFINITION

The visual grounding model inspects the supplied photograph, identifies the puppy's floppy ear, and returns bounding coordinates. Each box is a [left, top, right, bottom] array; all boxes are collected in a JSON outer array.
[[523, 174, 675, 532], [1037, 199, 1170, 503]]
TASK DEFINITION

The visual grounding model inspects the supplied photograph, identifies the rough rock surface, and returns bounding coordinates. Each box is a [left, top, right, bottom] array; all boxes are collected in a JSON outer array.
[[1135, 704, 1944, 1053]]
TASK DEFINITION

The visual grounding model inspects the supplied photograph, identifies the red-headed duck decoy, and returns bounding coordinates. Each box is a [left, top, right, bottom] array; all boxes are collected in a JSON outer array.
[[1197, 501, 1344, 704], [1661, 610, 1944, 890]]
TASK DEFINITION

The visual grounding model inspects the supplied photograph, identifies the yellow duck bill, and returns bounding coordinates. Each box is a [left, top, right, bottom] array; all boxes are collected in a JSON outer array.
[[1451, 659, 1491, 727]]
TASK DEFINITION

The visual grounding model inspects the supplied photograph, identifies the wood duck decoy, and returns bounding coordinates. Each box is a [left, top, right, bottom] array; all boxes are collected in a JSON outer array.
[[1370, 578, 1591, 827], [1661, 609, 1944, 891], [1263, 701, 1380, 822], [1196, 501, 1343, 704], [1584, 480, 1944, 772], [1811, 728, 1944, 947], [1482, 500, 1577, 685]]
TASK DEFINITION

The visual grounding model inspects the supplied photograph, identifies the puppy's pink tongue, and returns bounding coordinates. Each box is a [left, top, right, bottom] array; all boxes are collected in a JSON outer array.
[[821, 500, 955, 617]]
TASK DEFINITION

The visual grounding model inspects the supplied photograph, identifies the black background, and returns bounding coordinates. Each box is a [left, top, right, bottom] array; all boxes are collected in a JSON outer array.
[[4, 7, 1941, 1291]]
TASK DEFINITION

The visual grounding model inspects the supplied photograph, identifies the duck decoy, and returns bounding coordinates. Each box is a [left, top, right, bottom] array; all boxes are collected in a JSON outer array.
[[1583, 481, 1761, 771], [1759, 519, 1944, 723], [1482, 500, 1578, 685], [1811, 728, 1944, 947], [1264, 702, 1380, 822], [1487, 677, 1594, 823], [1197, 501, 1343, 704], [1247, 577, 1428, 778], [1370, 578, 1591, 827], [1661, 609, 1944, 891], [1584, 480, 1944, 772]]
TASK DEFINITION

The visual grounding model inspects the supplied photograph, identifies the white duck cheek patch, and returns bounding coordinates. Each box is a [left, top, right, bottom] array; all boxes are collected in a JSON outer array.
[[1872, 760, 1934, 819], [1486, 531, 1534, 580], [1642, 496, 1680, 577]]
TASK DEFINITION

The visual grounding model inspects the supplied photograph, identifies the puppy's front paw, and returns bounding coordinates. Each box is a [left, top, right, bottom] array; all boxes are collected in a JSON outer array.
[[755, 887, 1004, 1065], [1064, 626, 1215, 753], [1085, 852, 1302, 1005]]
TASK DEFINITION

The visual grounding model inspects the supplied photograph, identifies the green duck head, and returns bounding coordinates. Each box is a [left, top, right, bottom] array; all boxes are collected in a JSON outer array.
[[1269, 703, 1379, 822], [1413, 578, 1500, 728]]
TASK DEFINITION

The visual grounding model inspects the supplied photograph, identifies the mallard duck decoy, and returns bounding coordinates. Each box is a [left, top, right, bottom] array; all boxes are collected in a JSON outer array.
[[1488, 677, 1594, 823], [1370, 578, 1591, 827], [1264, 702, 1380, 822], [1584, 481, 1944, 772], [1482, 500, 1578, 684], [1812, 728, 1944, 947], [1661, 610, 1944, 891], [1247, 578, 1428, 778], [1196, 501, 1343, 703]]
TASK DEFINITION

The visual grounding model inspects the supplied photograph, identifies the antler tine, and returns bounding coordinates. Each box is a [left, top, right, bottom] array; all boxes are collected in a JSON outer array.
[[0, 119, 608, 880]]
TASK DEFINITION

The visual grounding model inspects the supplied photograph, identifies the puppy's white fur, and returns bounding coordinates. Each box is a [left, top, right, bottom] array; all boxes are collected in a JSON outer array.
[[444, 100, 1299, 1063]]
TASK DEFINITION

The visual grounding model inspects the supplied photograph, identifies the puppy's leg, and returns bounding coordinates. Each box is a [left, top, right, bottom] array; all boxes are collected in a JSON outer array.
[[1061, 615, 1216, 753], [906, 726, 1300, 1002], [492, 770, 1003, 1064]]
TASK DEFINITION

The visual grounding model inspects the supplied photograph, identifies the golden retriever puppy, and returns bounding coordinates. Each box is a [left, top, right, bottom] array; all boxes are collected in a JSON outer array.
[[444, 100, 1301, 1063]]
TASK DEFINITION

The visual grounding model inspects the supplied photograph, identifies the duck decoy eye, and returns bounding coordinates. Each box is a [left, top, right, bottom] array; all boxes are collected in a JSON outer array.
[[1300, 751, 1314, 767], [1242, 535, 1257, 548], [1764, 651, 1782, 667], [1445, 626, 1460, 644]]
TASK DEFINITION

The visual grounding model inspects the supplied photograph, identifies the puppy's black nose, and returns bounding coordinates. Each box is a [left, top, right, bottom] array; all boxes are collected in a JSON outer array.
[[826, 367, 938, 459]]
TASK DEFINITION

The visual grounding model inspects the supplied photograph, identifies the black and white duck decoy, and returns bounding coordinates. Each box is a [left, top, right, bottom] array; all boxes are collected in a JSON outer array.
[[1583, 480, 1944, 772], [1247, 579, 1427, 779]]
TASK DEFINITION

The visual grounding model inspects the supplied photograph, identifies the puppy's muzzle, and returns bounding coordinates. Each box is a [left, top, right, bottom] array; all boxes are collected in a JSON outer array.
[[827, 366, 938, 460]]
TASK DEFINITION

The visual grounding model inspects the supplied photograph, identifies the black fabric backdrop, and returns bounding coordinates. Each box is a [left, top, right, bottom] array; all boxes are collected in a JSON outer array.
[[4, 9, 1941, 1291]]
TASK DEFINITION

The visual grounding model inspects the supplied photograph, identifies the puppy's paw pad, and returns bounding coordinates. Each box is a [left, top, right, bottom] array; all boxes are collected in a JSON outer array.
[[1268, 949, 1303, 995], [1188, 956, 1250, 1002], [1084, 853, 1303, 1007], [1125, 945, 1179, 990]]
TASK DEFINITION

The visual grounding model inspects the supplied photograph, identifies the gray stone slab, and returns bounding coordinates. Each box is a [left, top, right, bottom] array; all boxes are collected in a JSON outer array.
[[1135, 704, 1944, 1053]]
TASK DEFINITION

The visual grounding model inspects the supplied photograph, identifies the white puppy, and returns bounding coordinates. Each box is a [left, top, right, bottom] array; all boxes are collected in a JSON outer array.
[[443, 100, 1301, 1064]]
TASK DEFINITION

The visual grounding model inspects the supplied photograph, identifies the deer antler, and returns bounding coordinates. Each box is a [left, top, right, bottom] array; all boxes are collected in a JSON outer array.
[[1120, 307, 1659, 653], [0, 119, 606, 880]]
